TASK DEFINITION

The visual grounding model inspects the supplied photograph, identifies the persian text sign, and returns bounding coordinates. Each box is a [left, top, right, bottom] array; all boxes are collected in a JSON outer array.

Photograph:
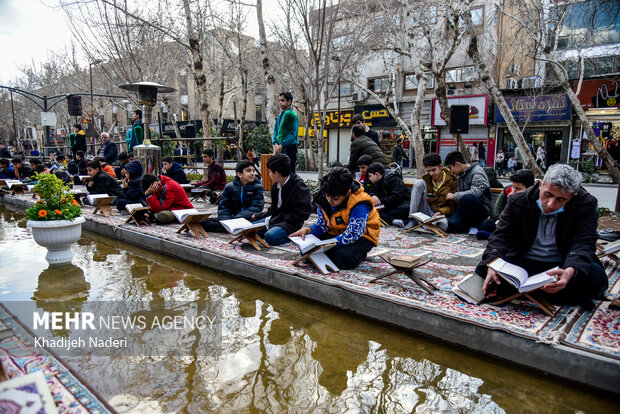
[[494, 94, 572, 123], [311, 110, 353, 129]]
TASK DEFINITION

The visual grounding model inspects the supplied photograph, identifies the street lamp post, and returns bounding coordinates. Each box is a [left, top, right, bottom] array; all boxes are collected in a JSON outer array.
[[89, 59, 104, 153], [332, 56, 341, 163]]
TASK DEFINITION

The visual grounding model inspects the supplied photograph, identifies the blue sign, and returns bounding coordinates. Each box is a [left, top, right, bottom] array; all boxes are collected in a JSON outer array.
[[494, 94, 572, 123]]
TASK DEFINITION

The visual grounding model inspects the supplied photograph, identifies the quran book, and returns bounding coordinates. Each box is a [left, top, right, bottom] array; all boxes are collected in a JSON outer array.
[[86, 194, 116, 204], [289, 234, 338, 254], [410, 212, 445, 223], [220, 218, 266, 235], [489, 258, 557, 293], [171, 208, 199, 223], [452, 274, 486, 304]]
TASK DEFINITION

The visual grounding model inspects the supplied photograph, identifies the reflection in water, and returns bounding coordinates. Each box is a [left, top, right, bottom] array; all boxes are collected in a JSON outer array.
[[1, 202, 618, 413]]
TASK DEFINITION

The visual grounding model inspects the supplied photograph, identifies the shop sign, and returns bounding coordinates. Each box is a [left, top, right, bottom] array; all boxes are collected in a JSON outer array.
[[353, 104, 397, 128], [431, 95, 488, 126], [494, 94, 571, 123], [575, 78, 620, 109], [311, 110, 353, 129]]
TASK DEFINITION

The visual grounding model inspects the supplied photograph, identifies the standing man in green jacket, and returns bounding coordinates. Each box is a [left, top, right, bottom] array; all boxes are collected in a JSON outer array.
[[273, 92, 299, 172]]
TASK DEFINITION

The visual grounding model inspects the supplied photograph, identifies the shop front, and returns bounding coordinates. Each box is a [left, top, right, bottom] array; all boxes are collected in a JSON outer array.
[[311, 109, 353, 163], [494, 93, 572, 165], [572, 77, 620, 168], [431, 95, 491, 164]]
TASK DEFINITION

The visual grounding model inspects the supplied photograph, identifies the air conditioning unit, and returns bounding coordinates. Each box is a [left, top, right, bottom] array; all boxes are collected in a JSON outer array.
[[506, 78, 519, 89], [352, 91, 365, 102], [521, 76, 542, 89]]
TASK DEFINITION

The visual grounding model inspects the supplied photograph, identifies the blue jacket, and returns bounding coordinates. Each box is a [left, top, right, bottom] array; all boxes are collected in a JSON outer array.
[[218, 176, 264, 220], [99, 140, 118, 164], [163, 161, 188, 184], [123, 177, 145, 203], [272, 109, 299, 147], [0, 164, 15, 179]]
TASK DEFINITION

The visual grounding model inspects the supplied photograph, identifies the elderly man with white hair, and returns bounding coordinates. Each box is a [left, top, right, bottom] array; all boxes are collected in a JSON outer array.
[[98, 132, 118, 164], [475, 164, 608, 310]]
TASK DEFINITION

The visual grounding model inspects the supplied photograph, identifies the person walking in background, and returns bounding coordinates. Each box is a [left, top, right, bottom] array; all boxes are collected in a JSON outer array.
[[495, 148, 505, 176], [391, 138, 406, 168], [469, 142, 479, 164], [273, 92, 299, 173], [351, 114, 380, 145], [478, 142, 486, 167], [69, 124, 87, 157], [537, 142, 547, 169]]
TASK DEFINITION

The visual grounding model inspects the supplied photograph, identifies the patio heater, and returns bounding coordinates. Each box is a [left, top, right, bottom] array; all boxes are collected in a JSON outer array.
[[119, 81, 176, 175]]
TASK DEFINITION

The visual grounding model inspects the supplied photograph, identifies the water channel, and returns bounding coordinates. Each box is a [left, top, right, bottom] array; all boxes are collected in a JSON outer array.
[[0, 202, 618, 413]]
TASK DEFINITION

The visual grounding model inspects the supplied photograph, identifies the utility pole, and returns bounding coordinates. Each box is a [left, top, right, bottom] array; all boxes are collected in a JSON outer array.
[[9, 90, 19, 154], [332, 56, 341, 163]]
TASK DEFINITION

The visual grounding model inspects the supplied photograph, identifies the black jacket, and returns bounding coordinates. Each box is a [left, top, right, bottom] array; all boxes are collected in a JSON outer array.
[[218, 176, 264, 220], [254, 173, 312, 234], [348, 135, 387, 172], [163, 162, 188, 184], [368, 170, 410, 210], [76, 158, 88, 175], [477, 182, 600, 276], [87, 170, 123, 197]]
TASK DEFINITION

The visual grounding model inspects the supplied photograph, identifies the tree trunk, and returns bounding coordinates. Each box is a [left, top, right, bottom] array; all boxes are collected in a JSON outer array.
[[238, 70, 248, 161], [464, 10, 543, 178], [435, 75, 471, 162], [217, 77, 225, 135], [549, 59, 620, 183], [182, 0, 211, 147], [410, 73, 428, 178], [256, 0, 277, 131]]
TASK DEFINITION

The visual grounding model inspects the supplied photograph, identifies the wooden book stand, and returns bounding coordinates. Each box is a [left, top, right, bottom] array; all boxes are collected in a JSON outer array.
[[92, 197, 117, 217], [405, 216, 448, 238], [228, 227, 270, 251], [492, 290, 556, 317], [596, 241, 620, 265], [370, 254, 436, 294], [9, 184, 26, 195], [190, 187, 210, 203], [125, 207, 151, 227], [176, 213, 211, 239], [291, 243, 337, 266]]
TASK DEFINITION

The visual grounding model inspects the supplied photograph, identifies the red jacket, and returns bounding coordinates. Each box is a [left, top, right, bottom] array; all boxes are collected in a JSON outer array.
[[146, 175, 193, 213]]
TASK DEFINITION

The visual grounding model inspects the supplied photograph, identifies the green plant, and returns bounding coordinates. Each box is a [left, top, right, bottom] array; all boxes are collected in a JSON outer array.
[[598, 207, 613, 217], [187, 173, 203, 181], [304, 179, 319, 194], [296, 151, 306, 171], [26, 173, 82, 221], [246, 124, 272, 155]]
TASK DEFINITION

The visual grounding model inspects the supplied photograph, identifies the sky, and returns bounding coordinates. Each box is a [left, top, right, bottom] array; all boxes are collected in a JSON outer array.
[[0, 0, 74, 84], [0, 0, 283, 86]]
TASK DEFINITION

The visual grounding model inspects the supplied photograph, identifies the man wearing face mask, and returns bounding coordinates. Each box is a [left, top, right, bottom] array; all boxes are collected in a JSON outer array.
[[475, 164, 608, 310]]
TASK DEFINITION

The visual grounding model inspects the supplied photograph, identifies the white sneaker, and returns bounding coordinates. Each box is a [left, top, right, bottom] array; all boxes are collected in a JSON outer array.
[[392, 219, 405, 228]]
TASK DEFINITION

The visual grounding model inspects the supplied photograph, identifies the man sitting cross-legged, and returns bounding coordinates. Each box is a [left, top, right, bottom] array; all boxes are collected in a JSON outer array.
[[406, 153, 456, 231], [290, 167, 381, 270], [365, 162, 411, 227], [444, 150, 491, 233], [251, 154, 312, 245], [200, 160, 264, 233], [193, 149, 227, 203], [141, 173, 194, 224], [476, 164, 608, 310], [86, 160, 123, 197]]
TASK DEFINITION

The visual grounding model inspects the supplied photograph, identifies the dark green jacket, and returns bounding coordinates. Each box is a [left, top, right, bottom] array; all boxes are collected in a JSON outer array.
[[348, 135, 387, 172]]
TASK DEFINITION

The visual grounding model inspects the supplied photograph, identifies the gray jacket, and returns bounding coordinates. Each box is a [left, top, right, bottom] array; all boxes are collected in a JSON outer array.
[[454, 163, 491, 213]]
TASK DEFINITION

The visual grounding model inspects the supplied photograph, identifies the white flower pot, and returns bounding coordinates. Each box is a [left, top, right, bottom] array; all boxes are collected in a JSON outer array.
[[26, 217, 85, 265]]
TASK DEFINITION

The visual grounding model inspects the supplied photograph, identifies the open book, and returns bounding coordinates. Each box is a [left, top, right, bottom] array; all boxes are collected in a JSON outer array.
[[603, 239, 620, 255], [125, 203, 148, 214], [452, 274, 486, 304], [289, 234, 339, 274], [220, 218, 266, 235], [289, 234, 338, 254], [78, 175, 91, 183], [488, 258, 557, 293], [171, 208, 200, 223], [410, 212, 445, 224]]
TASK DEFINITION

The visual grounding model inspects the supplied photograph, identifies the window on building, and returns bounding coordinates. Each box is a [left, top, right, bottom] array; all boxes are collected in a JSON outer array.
[[553, 0, 620, 49], [330, 82, 353, 97], [411, 6, 437, 26], [471, 6, 484, 26], [368, 77, 389, 93], [556, 55, 620, 80], [446, 66, 478, 83], [403, 72, 434, 91]]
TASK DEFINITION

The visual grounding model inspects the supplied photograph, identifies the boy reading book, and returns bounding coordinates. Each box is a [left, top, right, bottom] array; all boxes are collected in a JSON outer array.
[[85, 160, 123, 200], [251, 154, 312, 245], [116, 160, 145, 212], [142, 173, 194, 224], [366, 162, 410, 226], [289, 167, 381, 270], [200, 160, 264, 233]]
